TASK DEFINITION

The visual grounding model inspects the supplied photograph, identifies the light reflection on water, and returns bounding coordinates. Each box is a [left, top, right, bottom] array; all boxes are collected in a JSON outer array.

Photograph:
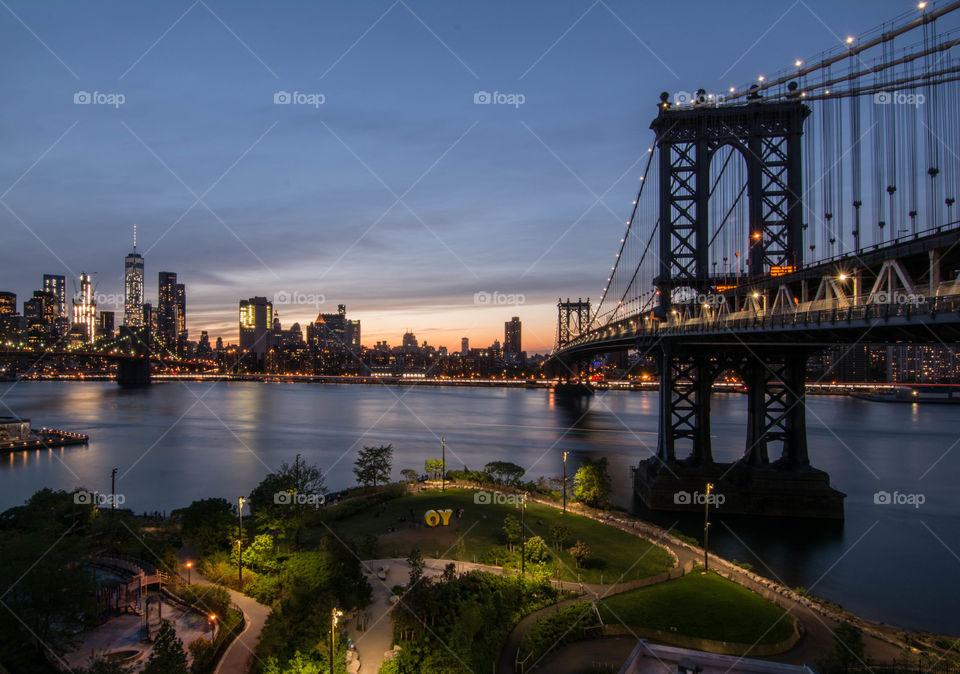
[[0, 381, 957, 634]]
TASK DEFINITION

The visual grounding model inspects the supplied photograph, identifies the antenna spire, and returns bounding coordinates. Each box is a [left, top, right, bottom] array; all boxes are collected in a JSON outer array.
[[133, 223, 137, 252]]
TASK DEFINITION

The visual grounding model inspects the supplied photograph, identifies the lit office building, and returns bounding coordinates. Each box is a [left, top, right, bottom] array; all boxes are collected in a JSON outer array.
[[504, 317, 521, 357], [239, 296, 274, 359], [124, 227, 144, 327], [157, 271, 178, 348], [71, 273, 96, 343]]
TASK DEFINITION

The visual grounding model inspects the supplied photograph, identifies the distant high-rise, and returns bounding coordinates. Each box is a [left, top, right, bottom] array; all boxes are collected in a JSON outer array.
[[124, 225, 144, 327], [96, 311, 115, 340], [157, 271, 178, 348], [71, 273, 96, 343], [175, 282, 187, 354], [239, 297, 274, 359], [504, 317, 521, 356], [0, 292, 18, 342], [461, 337, 469, 355], [42, 274, 67, 335], [42, 274, 65, 316], [23, 291, 56, 344]]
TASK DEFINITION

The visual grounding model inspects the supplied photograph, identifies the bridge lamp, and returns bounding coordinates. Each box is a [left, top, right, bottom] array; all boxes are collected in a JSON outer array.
[[753, 292, 760, 299], [918, 1, 927, 8], [758, 75, 765, 82], [846, 36, 854, 45], [795, 59, 803, 67], [838, 273, 848, 281], [729, 87, 735, 93]]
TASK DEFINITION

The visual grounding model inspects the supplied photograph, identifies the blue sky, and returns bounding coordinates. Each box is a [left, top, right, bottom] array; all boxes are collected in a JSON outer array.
[[0, 0, 912, 352]]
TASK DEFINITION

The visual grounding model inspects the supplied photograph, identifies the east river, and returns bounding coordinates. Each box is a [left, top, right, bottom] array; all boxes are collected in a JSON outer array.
[[1, 381, 957, 634]]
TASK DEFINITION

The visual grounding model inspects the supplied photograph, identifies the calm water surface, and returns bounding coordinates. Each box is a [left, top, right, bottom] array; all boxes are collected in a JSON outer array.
[[1, 381, 958, 634]]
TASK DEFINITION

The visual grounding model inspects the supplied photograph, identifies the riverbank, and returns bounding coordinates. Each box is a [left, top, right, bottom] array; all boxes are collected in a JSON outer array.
[[13, 373, 955, 398]]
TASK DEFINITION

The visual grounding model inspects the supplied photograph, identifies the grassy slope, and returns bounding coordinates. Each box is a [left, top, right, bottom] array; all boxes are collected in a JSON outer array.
[[322, 487, 675, 583], [599, 571, 795, 645]]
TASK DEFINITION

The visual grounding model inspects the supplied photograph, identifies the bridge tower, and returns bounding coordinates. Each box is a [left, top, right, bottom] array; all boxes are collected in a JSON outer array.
[[636, 98, 843, 518], [652, 98, 808, 310]]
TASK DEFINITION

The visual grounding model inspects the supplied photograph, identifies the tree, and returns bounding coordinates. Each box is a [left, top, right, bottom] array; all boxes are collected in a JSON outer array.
[[353, 444, 393, 487], [143, 620, 188, 674], [262, 651, 323, 674], [441, 562, 457, 583], [569, 540, 591, 569], [248, 455, 326, 549], [483, 461, 525, 486], [424, 458, 444, 479], [572, 457, 612, 509], [502, 515, 521, 553], [524, 536, 550, 565], [549, 523, 569, 551], [178, 498, 234, 556], [400, 468, 419, 482], [408, 548, 425, 587]]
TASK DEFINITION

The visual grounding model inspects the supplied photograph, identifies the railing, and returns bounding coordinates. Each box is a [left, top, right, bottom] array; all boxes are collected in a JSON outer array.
[[557, 291, 960, 352]]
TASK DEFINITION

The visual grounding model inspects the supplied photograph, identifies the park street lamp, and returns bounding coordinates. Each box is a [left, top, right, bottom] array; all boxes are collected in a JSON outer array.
[[703, 483, 714, 571], [208, 614, 217, 641], [562, 451, 569, 514], [185, 561, 192, 584], [330, 607, 343, 674], [519, 492, 528, 575], [237, 496, 246, 585]]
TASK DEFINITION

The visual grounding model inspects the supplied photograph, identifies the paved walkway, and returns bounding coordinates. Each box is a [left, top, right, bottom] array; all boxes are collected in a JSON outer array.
[[348, 558, 503, 674], [490, 494, 908, 672], [177, 549, 271, 674]]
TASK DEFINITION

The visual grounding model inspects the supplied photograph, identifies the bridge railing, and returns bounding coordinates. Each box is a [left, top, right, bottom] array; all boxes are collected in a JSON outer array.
[[557, 290, 960, 351]]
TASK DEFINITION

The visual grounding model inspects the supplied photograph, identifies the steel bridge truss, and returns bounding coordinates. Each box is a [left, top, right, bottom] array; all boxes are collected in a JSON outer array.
[[655, 346, 810, 470], [653, 103, 808, 311]]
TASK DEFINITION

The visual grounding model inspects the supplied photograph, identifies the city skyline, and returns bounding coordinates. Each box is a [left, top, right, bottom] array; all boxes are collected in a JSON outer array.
[[0, 0, 914, 352]]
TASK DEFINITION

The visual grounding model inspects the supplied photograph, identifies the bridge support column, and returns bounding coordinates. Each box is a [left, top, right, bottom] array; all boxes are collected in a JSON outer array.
[[743, 351, 810, 469], [655, 346, 714, 467]]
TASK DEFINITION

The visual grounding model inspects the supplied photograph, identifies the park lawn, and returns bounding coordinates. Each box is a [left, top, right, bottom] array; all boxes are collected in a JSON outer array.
[[323, 487, 675, 584], [598, 571, 795, 645]]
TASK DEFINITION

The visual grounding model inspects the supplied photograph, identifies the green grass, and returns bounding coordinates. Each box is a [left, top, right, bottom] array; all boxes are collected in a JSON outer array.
[[321, 487, 675, 584], [599, 571, 795, 645]]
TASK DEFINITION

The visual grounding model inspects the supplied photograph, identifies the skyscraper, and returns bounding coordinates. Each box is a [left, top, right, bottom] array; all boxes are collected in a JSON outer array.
[[157, 271, 178, 349], [504, 317, 521, 357], [0, 292, 18, 342], [42, 274, 67, 335], [71, 273, 96, 343], [239, 297, 274, 360], [42, 274, 65, 316], [461, 337, 469, 355], [175, 282, 187, 355], [124, 226, 144, 327]]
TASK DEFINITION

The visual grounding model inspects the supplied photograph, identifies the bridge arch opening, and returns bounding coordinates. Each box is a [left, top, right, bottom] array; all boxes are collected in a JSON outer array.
[[707, 143, 750, 284]]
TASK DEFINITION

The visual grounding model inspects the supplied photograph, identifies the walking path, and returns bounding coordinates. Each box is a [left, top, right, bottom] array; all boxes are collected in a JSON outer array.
[[176, 548, 271, 674]]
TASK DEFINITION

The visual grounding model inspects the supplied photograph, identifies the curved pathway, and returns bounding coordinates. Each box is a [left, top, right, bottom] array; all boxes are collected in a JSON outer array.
[[490, 492, 909, 672], [176, 548, 271, 674]]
